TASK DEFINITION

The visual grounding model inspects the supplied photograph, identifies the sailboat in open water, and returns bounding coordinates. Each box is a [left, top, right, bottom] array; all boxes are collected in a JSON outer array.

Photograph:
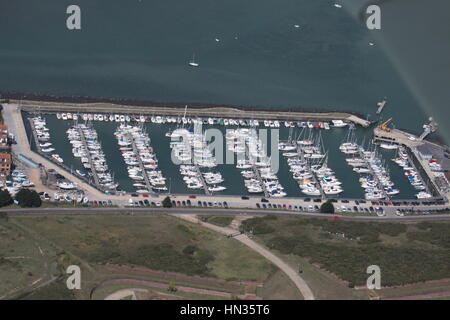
[[188, 54, 199, 67]]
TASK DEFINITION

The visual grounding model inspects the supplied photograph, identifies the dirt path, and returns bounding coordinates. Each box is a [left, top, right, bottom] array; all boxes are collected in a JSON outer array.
[[97, 279, 232, 298], [229, 215, 253, 230], [105, 288, 144, 300], [174, 214, 315, 300]]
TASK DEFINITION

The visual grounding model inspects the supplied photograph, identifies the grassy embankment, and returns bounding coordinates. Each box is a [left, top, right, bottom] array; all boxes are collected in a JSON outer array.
[[240, 216, 450, 299], [1, 213, 300, 300]]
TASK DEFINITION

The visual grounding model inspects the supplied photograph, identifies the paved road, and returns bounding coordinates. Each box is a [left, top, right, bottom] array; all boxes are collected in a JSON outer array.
[[176, 214, 315, 300], [3, 207, 450, 222]]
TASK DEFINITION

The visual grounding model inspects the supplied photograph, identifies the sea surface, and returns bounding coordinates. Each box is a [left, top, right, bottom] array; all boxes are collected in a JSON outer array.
[[1, 0, 443, 135]]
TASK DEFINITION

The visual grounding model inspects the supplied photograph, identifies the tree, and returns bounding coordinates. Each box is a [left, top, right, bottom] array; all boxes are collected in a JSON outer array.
[[14, 188, 42, 208], [0, 189, 13, 207], [167, 282, 177, 292], [320, 200, 335, 214], [162, 196, 172, 208]]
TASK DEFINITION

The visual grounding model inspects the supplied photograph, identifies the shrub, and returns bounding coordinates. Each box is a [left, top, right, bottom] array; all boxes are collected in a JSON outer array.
[[14, 188, 42, 208], [182, 245, 198, 255], [240, 217, 275, 235], [162, 196, 172, 208], [320, 201, 335, 214], [0, 189, 13, 207]]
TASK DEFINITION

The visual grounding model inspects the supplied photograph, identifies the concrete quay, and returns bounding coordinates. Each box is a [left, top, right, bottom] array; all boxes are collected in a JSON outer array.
[[15, 99, 371, 127]]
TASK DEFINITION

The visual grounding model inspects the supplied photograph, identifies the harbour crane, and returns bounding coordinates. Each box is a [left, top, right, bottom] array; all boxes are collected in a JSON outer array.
[[379, 118, 393, 132]]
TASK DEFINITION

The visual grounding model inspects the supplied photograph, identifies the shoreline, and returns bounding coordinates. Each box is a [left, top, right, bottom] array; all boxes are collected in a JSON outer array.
[[1, 92, 372, 127]]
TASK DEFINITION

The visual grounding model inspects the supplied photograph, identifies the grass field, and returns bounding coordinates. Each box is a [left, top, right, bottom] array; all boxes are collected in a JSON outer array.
[[241, 216, 450, 299], [3, 213, 302, 300], [0, 217, 60, 299], [200, 215, 235, 227]]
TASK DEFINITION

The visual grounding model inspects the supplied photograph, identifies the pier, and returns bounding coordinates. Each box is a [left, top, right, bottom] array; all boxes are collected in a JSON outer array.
[[357, 147, 389, 200], [374, 127, 450, 200], [28, 119, 42, 153], [76, 125, 102, 190], [127, 132, 154, 194], [251, 163, 269, 198], [402, 147, 432, 195], [194, 164, 211, 196], [17, 99, 372, 127], [245, 139, 269, 198], [296, 145, 326, 199]]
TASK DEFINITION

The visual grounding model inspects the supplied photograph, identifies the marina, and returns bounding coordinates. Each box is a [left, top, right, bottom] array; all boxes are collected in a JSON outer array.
[[22, 109, 438, 202]]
